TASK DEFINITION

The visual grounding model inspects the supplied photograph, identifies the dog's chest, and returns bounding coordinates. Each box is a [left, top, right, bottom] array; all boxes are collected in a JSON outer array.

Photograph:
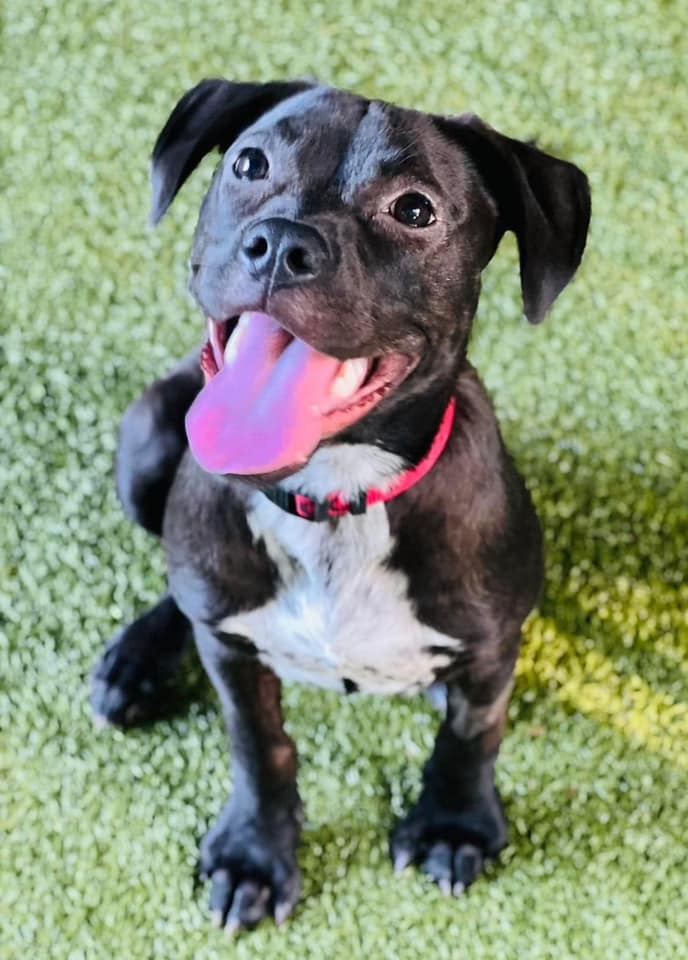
[[217, 494, 460, 695]]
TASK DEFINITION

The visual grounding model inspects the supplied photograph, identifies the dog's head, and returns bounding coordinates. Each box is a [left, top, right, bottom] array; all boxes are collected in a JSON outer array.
[[151, 80, 590, 478]]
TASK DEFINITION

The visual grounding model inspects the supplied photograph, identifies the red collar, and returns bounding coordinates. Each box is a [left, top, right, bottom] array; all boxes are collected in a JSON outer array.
[[262, 397, 456, 521]]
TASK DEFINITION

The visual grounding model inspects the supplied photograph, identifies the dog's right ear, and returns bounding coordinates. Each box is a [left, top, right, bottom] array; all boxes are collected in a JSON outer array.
[[150, 78, 311, 225]]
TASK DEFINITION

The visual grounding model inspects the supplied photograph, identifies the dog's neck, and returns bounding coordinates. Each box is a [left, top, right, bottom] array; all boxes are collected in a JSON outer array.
[[279, 443, 407, 500], [232, 374, 459, 505], [277, 389, 456, 503], [335, 378, 456, 468]]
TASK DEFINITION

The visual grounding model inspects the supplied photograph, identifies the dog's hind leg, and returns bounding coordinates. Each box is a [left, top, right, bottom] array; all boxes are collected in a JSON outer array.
[[91, 350, 202, 726], [92, 594, 192, 726], [115, 349, 203, 536]]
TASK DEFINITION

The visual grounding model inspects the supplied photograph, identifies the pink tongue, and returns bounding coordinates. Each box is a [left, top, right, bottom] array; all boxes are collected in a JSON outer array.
[[186, 313, 343, 475]]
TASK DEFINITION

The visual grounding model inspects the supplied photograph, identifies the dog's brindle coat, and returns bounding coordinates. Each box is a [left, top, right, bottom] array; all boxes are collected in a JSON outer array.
[[92, 80, 590, 931]]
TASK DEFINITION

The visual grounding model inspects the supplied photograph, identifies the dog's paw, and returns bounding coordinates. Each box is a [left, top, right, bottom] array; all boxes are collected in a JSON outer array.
[[199, 800, 302, 934], [91, 599, 190, 727], [91, 634, 159, 727], [90, 628, 182, 728], [390, 793, 507, 897]]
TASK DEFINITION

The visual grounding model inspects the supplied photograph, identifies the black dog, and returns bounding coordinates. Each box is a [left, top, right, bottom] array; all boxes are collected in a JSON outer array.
[[92, 79, 590, 933]]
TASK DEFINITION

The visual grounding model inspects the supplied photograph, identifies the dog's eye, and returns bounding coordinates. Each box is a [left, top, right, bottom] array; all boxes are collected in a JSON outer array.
[[233, 148, 269, 181], [391, 193, 436, 228]]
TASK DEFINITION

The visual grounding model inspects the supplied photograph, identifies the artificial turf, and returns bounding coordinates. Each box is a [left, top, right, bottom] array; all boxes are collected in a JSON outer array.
[[1, 1, 687, 958]]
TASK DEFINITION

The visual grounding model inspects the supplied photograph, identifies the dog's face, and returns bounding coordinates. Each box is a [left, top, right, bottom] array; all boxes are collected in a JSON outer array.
[[152, 81, 590, 478]]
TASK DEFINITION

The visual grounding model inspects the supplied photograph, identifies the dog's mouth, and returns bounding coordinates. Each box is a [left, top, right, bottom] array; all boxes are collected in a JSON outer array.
[[186, 311, 416, 476]]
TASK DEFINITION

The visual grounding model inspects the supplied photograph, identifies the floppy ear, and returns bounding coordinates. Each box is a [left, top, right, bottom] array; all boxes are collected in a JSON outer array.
[[150, 78, 312, 225], [435, 114, 591, 324]]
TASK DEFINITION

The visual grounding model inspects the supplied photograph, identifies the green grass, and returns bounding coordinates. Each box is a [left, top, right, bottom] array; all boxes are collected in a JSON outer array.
[[2, 1, 687, 958]]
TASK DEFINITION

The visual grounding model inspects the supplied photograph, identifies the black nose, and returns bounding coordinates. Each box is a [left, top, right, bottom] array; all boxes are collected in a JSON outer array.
[[240, 218, 330, 287]]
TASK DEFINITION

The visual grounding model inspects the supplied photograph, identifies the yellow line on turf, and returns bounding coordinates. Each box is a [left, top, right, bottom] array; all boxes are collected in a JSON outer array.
[[519, 617, 688, 770]]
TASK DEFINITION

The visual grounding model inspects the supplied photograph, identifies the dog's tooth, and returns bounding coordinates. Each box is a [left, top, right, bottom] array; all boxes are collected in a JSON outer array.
[[208, 320, 224, 368], [330, 358, 370, 398], [224, 318, 248, 365]]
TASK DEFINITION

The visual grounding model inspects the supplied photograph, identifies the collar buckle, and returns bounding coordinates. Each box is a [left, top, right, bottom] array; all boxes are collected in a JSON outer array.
[[293, 493, 317, 520]]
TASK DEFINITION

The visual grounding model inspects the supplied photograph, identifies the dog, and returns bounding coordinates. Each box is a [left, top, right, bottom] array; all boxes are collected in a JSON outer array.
[[91, 79, 590, 934]]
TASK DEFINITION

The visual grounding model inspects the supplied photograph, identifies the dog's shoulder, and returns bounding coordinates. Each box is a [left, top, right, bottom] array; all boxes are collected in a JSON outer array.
[[387, 364, 544, 645], [163, 453, 280, 623]]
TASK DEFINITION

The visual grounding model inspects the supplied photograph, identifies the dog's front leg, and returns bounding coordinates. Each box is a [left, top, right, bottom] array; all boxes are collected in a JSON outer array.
[[391, 676, 513, 896], [195, 627, 302, 932]]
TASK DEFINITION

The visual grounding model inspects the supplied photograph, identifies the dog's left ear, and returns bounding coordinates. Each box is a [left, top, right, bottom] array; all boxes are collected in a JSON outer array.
[[435, 114, 591, 324], [150, 78, 312, 225]]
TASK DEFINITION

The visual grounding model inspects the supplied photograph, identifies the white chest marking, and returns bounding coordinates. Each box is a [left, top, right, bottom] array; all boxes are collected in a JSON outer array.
[[217, 445, 463, 695]]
